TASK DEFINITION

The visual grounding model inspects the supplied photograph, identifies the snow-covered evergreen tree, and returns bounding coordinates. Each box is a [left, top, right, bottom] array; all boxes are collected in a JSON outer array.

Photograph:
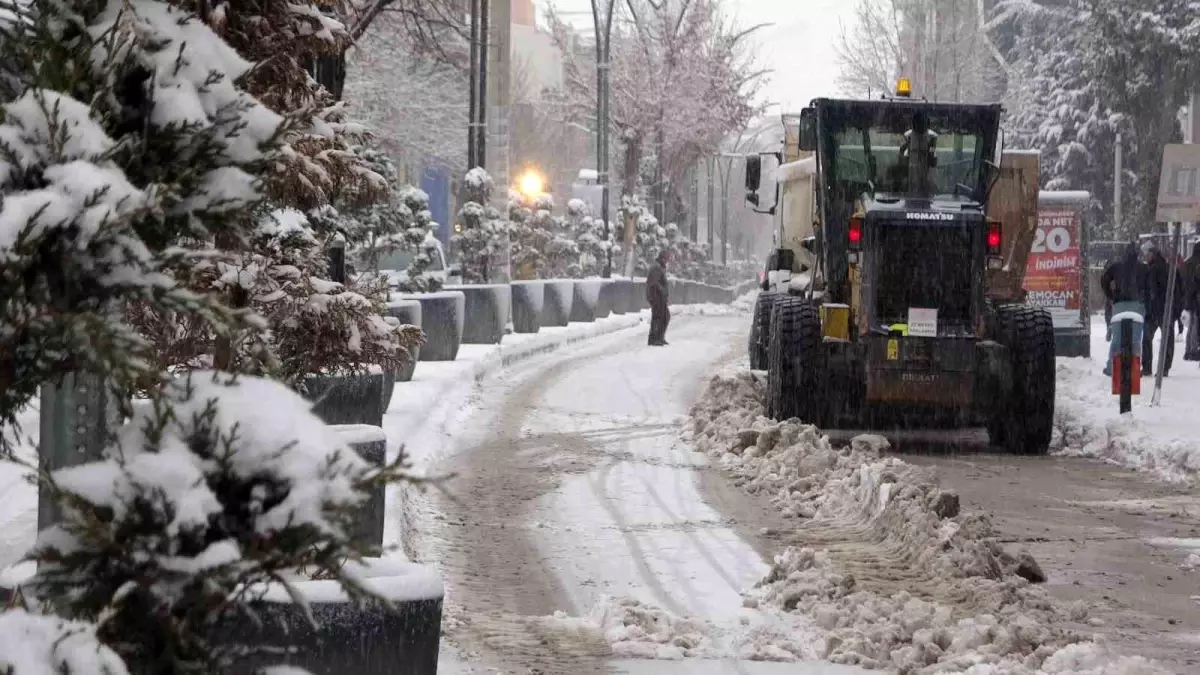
[[118, 1, 416, 380], [539, 198, 579, 279], [452, 168, 507, 283], [391, 186, 446, 293], [334, 149, 444, 294], [509, 196, 546, 280], [0, 2, 422, 671], [1004, 0, 1200, 237], [565, 198, 613, 278], [510, 193, 577, 279], [30, 371, 415, 673]]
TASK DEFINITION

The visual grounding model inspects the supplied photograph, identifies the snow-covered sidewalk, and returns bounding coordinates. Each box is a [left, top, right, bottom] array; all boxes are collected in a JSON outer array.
[[1053, 315, 1200, 484]]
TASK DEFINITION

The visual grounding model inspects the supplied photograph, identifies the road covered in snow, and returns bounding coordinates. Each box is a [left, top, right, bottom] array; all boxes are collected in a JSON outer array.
[[407, 307, 1194, 673], [419, 315, 866, 673]]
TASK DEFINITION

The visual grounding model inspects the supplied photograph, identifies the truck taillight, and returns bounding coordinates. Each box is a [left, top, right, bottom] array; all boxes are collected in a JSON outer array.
[[986, 221, 1002, 254], [848, 216, 863, 250]]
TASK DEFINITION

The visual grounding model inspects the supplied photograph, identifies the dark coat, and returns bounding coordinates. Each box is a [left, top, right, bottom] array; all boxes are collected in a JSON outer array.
[[1186, 243, 1200, 312], [1100, 244, 1151, 308], [646, 262, 669, 306], [1146, 251, 1185, 323]]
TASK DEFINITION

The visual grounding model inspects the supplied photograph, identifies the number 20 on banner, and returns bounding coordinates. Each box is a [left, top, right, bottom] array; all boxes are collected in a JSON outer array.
[[1031, 225, 1072, 253]]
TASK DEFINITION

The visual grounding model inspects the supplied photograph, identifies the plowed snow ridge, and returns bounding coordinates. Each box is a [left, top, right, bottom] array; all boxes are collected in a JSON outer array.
[[684, 369, 1173, 675]]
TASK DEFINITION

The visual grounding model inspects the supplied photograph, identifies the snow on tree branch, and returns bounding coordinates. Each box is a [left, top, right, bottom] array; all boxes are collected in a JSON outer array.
[[0, 610, 129, 675]]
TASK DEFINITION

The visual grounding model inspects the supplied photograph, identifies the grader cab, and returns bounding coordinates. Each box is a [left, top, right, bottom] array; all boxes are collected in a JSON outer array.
[[746, 89, 1055, 454]]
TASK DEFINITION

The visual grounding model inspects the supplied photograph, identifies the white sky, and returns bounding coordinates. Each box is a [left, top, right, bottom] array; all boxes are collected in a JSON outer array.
[[544, 0, 856, 113]]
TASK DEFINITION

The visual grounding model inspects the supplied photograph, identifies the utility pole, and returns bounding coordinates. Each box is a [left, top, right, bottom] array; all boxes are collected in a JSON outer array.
[[1114, 131, 1122, 235], [706, 156, 715, 252], [484, 0, 514, 281], [470, 0, 484, 169], [1191, 91, 1200, 236], [592, 0, 616, 277], [467, 0, 480, 169]]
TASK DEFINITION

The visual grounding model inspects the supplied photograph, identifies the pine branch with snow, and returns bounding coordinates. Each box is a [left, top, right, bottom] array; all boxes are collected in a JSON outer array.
[[0, 2, 427, 672], [25, 372, 423, 673], [451, 168, 507, 284], [0, 1, 285, 427], [189, 0, 389, 212], [0, 610, 129, 675]]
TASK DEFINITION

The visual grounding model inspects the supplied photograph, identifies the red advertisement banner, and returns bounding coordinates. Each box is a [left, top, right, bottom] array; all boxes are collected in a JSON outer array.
[[1024, 208, 1081, 315]]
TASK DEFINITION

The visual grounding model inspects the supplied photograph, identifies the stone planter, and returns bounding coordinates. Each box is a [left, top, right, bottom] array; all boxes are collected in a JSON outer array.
[[303, 370, 388, 428], [632, 278, 649, 312], [443, 284, 511, 345], [331, 425, 386, 551], [594, 279, 617, 319], [569, 279, 605, 323], [541, 280, 575, 327], [608, 278, 633, 315], [397, 291, 464, 362], [667, 278, 684, 306], [510, 280, 545, 334], [1, 559, 444, 675], [385, 299, 422, 383], [224, 558, 444, 675]]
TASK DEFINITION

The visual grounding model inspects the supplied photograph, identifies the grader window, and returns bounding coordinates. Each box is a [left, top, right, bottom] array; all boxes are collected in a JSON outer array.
[[820, 103, 995, 203]]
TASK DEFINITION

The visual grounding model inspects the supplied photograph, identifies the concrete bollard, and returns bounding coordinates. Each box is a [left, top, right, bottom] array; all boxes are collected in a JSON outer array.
[[400, 291, 464, 361], [510, 281, 545, 333], [443, 284, 512, 345], [385, 299, 422, 383], [542, 280, 575, 327], [570, 279, 605, 322], [331, 425, 386, 551]]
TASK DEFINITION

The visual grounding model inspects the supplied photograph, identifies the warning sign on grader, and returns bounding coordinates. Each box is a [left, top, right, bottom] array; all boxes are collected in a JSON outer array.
[[1024, 206, 1082, 329]]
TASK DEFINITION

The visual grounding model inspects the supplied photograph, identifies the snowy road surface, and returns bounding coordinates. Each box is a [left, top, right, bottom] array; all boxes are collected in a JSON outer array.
[[903, 450, 1200, 670], [421, 311, 1198, 673], [421, 316, 867, 673]]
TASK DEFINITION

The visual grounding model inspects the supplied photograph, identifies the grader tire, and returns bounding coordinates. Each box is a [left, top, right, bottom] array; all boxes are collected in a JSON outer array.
[[989, 305, 1055, 455], [766, 297, 828, 425], [749, 292, 779, 370]]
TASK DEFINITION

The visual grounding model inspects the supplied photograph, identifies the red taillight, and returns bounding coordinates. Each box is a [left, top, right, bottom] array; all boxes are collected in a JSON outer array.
[[848, 217, 863, 248], [987, 221, 1002, 254]]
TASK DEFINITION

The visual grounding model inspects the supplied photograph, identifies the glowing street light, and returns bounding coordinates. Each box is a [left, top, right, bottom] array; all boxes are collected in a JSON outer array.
[[517, 169, 545, 200]]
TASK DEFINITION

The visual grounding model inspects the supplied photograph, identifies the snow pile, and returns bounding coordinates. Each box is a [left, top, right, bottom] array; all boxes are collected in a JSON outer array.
[[0, 610, 128, 675], [1053, 357, 1200, 484], [686, 371, 1173, 674], [731, 289, 759, 313], [534, 594, 827, 662], [671, 291, 757, 317], [543, 596, 718, 660]]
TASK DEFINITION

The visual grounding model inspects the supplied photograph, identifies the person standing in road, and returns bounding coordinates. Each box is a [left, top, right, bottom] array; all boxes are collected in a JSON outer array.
[[1143, 245, 1182, 376], [1184, 242, 1200, 362], [646, 250, 671, 346], [1100, 242, 1151, 376]]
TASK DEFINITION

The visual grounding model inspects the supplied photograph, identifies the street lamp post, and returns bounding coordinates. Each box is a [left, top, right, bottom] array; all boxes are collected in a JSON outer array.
[[591, 0, 616, 278]]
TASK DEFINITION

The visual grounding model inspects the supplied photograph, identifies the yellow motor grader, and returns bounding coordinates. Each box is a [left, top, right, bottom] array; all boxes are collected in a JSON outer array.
[[745, 79, 1051, 454]]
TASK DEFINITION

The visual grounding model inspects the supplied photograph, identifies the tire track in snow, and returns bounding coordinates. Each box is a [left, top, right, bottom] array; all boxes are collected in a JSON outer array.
[[430, 316, 762, 672]]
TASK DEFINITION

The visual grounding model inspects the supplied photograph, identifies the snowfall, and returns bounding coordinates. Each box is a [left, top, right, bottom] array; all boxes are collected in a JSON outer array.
[[1, 299, 1196, 674]]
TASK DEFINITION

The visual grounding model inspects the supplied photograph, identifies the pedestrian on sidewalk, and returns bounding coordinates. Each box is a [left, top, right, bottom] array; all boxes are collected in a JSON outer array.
[[1143, 245, 1181, 376], [1101, 242, 1150, 376], [1185, 242, 1200, 362], [647, 250, 671, 346]]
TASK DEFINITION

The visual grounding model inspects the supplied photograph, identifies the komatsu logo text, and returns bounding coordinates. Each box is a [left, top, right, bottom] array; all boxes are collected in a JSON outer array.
[[905, 212, 955, 221]]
